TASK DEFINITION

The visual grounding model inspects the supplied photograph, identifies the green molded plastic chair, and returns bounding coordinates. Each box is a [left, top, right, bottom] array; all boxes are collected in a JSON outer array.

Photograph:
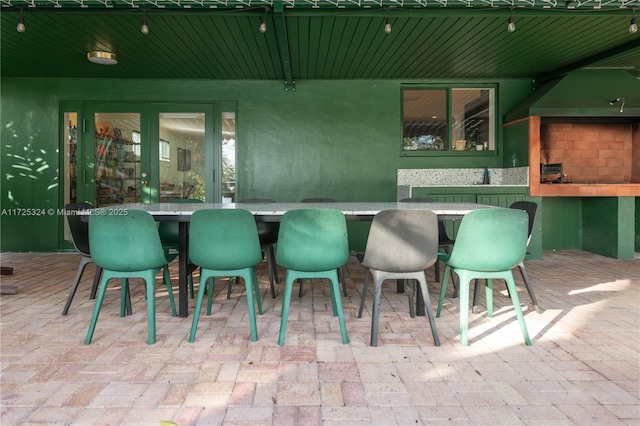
[[158, 198, 203, 298], [298, 198, 348, 298], [358, 210, 440, 346], [188, 209, 264, 342], [276, 208, 349, 346], [436, 208, 531, 346], [472, 201, 542, 314], [85, 210, 176, 345]]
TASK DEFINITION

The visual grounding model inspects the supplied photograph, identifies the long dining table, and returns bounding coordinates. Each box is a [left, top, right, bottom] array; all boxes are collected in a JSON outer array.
[[114, 201, 495, 318]]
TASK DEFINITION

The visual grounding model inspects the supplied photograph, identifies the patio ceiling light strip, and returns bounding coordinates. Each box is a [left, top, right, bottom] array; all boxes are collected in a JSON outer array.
[[1, 0, 635, 8]]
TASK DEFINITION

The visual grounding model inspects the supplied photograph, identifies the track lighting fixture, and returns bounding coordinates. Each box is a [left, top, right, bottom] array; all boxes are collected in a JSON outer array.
[[630, 10, 638, 34], [507, 8, 516, 33], [16, 10, 25, 33], [610, 98, 625, 113]]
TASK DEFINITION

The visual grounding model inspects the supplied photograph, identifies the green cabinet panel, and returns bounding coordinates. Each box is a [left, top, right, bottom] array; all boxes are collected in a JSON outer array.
[[541, 198, 582, 251], [476, 194, 526, 208]]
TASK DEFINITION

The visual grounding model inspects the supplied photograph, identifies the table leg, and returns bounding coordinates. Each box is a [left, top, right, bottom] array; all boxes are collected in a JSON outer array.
[[178, 221, 189, 318], [415, 284, 425, 316]]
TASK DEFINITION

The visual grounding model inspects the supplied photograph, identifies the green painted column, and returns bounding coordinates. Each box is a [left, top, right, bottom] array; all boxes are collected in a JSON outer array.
[[582, 197, 636, 259]]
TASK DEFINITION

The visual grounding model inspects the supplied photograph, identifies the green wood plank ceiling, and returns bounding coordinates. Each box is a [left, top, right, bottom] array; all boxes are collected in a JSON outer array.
[[1, 0, 639, 86]]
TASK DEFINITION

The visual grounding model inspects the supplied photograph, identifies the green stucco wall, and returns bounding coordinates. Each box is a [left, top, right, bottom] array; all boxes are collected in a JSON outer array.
[[1, 77, 533, 252]]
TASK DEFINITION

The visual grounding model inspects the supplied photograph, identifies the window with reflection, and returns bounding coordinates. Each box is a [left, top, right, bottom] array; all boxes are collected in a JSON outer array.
[[402, 88, 495, 152]]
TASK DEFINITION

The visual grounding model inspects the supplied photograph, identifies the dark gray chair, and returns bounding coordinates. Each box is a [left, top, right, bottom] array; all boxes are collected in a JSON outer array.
[[357, 209, 440, 346], [235, 198, 280, 299], [473, 201, 541, 313], [299, 197, 347, 297], [62, 202, 131, 316]]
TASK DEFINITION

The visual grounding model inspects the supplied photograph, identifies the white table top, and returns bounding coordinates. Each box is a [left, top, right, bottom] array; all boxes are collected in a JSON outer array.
[[112, 201, 495, 219]]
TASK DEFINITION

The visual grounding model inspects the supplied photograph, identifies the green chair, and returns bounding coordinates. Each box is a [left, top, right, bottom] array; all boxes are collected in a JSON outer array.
[[85, 210, 176, 345], [188, 209, 264, 342], [158, 198, 202, 298], [436, 208, 531, 346], [358, 210, 440, 347], [276, 208, 349, 346]]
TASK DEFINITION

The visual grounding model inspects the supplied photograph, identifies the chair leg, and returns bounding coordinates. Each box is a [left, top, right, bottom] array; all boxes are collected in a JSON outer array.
[[90, 266, 102, 300], [370, 277, 383, 346], [339, 266, 347, 297], [163, 266, 177, 317], [457, 272, 471, 346], [328, 273, 349, 345], [472, 279, 482, 314], [189, 275, 210, 343], [144, 271, 157, 345], [504, 274, 532, 346], [407, 280, 416, 318], [357, 269, 370, 318], [62, 256, 93, 315], [434, 260, 440, 283], [436, 265, 452, 318], [278, 273, 296, 346], [485, 279, 494, 317], [242, 270, 260, 342], [416, 276, 440, 346], [85, 274, 112, 345], [518, 262, 541, 313]]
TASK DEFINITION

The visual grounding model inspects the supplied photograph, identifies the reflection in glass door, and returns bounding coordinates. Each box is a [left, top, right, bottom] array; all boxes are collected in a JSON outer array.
[[158, 113, 206, 202], [94, 112, 141, 207], [221, 111, 236, 203]]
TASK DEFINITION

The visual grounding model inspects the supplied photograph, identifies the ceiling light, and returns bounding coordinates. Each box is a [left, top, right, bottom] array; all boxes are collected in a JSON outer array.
[[260, 17, 267, 33], [16, 12, 25, 33], [630, 12, 638, 34], [507, 8, 516, 33], [141, 17, 149, 35], [385, 18, 392, 34], [87, 51, 118, 65]]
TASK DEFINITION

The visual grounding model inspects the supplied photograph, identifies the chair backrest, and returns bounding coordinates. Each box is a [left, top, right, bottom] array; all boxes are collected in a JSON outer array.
[[300, 198, 337, 203], [447, 208, 529, 272], [189, 209, 263, 270], [158, 198, 204, 245], [89, 209, 168, 272], [362, 210, 439, 273], [399, 197, 453, 244], [276, 209, 348, 272], [65, 202, 94, 256], [509, 200, 538, 238]]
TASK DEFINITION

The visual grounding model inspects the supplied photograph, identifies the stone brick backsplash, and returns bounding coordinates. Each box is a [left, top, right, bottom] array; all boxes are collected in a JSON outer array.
[[540, 122, 636, 183]]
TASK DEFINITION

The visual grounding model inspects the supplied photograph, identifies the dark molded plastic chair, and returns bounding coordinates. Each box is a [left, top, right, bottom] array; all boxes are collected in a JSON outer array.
[[158, 198, 202, 298], [62, 202, 103, 315], [472, 201, 542, 314], [236, 198, 280, 299], [85, 210, 176, 345], [276, 209, 349, 346], [188, 209, 264, 342], [436, 208, 531, 346], [299, 197, 347, 297], [358, 210, 441, 346], [399, 198, 456, 287]]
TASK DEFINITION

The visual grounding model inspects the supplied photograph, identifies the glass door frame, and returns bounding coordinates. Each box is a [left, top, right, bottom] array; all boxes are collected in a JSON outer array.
[[148, 103, 217, 203], [80, 103, 149, 206]]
